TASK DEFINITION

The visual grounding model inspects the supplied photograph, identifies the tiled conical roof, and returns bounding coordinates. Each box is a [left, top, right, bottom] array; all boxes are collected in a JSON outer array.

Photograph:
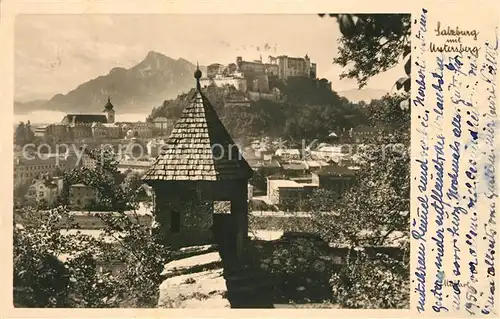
[[142, 68, 252, 182], [103, 96, 114, 111]]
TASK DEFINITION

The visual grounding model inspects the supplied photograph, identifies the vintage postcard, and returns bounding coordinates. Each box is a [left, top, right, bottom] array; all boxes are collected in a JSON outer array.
[[0, 0, 498, 317]]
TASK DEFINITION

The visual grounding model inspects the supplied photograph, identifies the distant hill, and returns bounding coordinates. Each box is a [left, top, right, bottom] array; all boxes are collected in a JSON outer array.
[[337, 88, 388, 103], [14, 100, 49, 114], [14, 51, 203, 114], [149, 77, 369, 141]]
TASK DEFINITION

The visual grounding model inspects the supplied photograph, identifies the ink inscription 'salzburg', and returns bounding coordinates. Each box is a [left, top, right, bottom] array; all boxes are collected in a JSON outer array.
[[412, 7, 497, 316]]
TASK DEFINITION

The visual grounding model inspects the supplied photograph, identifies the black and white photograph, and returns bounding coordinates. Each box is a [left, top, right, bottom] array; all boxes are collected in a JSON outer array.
[[12, 13, 411, 309]]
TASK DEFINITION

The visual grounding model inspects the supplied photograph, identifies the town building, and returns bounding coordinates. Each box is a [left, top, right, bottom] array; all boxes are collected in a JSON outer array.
[[275, 148, 301, 161], [77, 138, 148, 168], [255, 149, 275, 161], [248, 160, 282, 176], [34, 123, 70, 142], [25, 176, 64, 206], [248, 184, 254, 201], [63, 202, 152, 229], [119, 139, 148, 160], [34, 97, 156, 142], [304, 160, 330, 172], [91, 122, 121, 139], [152, 117, 172, 131], [69, 183, 98, 209], [344, 126, 389, 143], [281, 162, 309, 177], [267, 179, 317, 206], [79, 152, 98, 169], [311, 164, 357, 198], [117, 160, 152, 174], [117, 122, 154, 139], [14, 156, 76, 185], [311, 143, 351, 161], [146, 138, 166, 157]]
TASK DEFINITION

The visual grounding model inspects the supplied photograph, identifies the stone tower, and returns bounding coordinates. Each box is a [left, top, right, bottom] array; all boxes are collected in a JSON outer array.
[[103, 96, 115, 123], [142, 65, 253, 260], [304, 54, 311, 78]]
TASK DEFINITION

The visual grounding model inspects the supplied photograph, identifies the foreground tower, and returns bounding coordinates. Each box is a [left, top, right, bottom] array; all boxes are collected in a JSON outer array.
[[142, 66, 253, 260]]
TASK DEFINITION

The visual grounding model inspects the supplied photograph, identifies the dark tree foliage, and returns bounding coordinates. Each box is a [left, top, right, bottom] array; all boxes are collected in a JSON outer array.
[[320, 14, 411, 93], [298, 94, 410, 308], [148, 79, 368, 141], [304, 94, 410, 245], [62, 148, 136, 212], [14, 147, 170, 308], [14, 121, 36, 147]]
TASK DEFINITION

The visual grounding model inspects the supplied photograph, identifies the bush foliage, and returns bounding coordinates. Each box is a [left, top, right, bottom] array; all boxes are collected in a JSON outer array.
[[13, 149, 170, 308]]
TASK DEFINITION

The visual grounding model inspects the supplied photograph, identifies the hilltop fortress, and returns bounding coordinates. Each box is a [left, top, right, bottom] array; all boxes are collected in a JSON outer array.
[[200, 55, 318, 99]]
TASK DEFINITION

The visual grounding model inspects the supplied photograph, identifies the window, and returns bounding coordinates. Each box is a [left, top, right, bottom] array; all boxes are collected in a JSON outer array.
[[170, 211, 181, 233], [39, 191, 44, 197], [214, 201, 231, 214]]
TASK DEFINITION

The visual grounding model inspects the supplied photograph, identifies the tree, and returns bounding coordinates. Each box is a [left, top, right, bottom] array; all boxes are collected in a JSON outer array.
[[25, 120, 36, 143], [14, 121, 37, 147], [320, 14, 411, 94], [14, 122, 27, 146], [300, 94, 410, 308], [307, 94, 409, 246], [329, 249, 409, 308], [14, 181, 31, 204], [148, 79, 368, 142], [14, 147, 170, 307]]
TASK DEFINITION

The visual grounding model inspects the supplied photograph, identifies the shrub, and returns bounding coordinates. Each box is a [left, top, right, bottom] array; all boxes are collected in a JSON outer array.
[[13, 148, 171, 308], [261, 238, 333, 303], [330, 249, 410, 309]]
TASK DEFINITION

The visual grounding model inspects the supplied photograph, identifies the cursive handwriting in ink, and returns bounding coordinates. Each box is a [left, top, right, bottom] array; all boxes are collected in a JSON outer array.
[[415, 241, 427, 313], [481, 28, 498, 316], [434, 22, 479, 40], [430, 43, 480, 58], [432, 56, 445, 122], [413, 8, 428, 108], [430, 135, 448, 312], [411, 9, 429, 315]]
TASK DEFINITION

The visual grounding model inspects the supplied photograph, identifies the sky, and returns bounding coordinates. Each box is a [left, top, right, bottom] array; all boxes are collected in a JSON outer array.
[[15, 14, 403, 103]]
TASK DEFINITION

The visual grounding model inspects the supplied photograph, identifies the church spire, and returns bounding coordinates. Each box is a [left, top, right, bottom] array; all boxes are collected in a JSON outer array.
[[103, 95, 114, 111]]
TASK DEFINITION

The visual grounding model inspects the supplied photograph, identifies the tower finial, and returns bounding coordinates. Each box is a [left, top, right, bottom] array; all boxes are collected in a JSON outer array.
[[108, 96, 111, 103], [194, 61, 202, 90]]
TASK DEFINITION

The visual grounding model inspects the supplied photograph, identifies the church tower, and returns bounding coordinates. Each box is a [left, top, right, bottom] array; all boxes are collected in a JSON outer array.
[[103, 96, 115, 123]]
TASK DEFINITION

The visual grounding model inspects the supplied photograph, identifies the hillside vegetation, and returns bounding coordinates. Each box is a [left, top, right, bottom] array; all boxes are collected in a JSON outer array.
[[148, 77, 369, 142]]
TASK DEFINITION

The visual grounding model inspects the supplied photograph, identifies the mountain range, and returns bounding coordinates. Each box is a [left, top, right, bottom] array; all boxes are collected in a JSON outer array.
[[14, 51, 388, 115], [337, 88, 389, 103], [14, 51, 202, 114]]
